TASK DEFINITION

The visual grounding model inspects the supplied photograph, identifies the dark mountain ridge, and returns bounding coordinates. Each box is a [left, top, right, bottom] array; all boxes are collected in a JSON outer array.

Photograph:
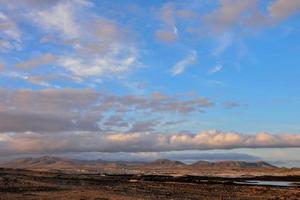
[[192, 160, 276, 168], [1, 156, 277, 169]]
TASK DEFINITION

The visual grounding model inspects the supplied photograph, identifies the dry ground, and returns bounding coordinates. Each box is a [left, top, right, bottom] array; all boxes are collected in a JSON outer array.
[[1, 168, 300, 200]]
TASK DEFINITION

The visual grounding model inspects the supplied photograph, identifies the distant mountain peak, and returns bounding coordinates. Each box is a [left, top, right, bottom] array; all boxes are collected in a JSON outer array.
[[150, 159, 185, 166], [191, 160, 277, 168], [2, 156, 72, 168]]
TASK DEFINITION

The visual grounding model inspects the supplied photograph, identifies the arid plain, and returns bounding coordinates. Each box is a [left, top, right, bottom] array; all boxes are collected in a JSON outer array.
[[1, 156, 300, 200]]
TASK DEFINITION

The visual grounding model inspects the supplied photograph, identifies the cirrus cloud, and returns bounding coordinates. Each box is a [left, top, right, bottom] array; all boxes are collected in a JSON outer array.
[[171, 50, 197, 76]]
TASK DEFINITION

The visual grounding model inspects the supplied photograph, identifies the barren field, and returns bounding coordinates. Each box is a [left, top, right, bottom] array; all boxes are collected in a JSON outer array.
[[1, 168, 300, 200]]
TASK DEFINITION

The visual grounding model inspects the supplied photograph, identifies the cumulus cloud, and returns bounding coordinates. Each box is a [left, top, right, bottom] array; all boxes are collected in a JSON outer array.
[[0, 111, 99, 132], [0, 62, 5, 70], [0, 88, 100, 132], [155, 3, 181, 43], [129, 120, 159, 132], [56, 17, 139, 79], [0, 89, 98, 114], [156, 0, 300, 41], [0, 130, 300, 154], [0, 0, 61, 9], [155, 29, 177, 43], [1, 0, 299, 85], [204, 0, 259, 33], [158, 3, 176, 26], [25, 76, 54, 87], [103, 115, 129, 128], [27, 0, 90, 38], [0, 1, 299, 157], [171, 51, 197, 76], [0, 0, 139, 82], [154, 0, 299, 42], [29, 3, 139, 80], [0, 89, 213, 132], [16, 53, 56, 69], [268, 0, 300, 21], [0, 11, 21, 51], [98, 92, 214, 114]]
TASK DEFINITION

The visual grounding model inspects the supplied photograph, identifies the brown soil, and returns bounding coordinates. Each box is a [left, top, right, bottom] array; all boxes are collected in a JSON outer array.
[[0, 168, 300, 200]]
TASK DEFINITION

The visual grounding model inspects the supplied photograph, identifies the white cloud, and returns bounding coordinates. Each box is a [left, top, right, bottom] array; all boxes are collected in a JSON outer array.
[[29, 1, 81, 38], [0, 1, 140, 82], [208, 64, 223, 75], [59, 46, 138, 78], [0, 11, 21, 51], [0, 12, 20, 40], [45, 10, 139, 80], [171, 51, 197, 76]]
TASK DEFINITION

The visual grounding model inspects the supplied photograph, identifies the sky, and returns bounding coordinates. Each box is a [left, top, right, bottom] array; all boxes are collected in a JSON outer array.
[[0, 0, 300, 166]]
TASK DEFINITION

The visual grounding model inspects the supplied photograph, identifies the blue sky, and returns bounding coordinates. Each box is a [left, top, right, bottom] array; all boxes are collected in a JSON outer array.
[[0, 0, 300, 165]]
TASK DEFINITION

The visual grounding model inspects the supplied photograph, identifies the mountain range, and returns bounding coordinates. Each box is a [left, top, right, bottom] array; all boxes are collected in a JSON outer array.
[[0, 156, 277, 170]]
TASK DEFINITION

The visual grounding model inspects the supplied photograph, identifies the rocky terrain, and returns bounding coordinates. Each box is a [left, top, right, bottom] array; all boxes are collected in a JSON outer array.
[[1, 156, 300, 199], [1, 167, 300, 200]]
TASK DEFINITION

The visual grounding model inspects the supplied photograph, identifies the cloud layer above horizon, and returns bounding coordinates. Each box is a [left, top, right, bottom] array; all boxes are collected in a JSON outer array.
[[1, 130, 300, 154]]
